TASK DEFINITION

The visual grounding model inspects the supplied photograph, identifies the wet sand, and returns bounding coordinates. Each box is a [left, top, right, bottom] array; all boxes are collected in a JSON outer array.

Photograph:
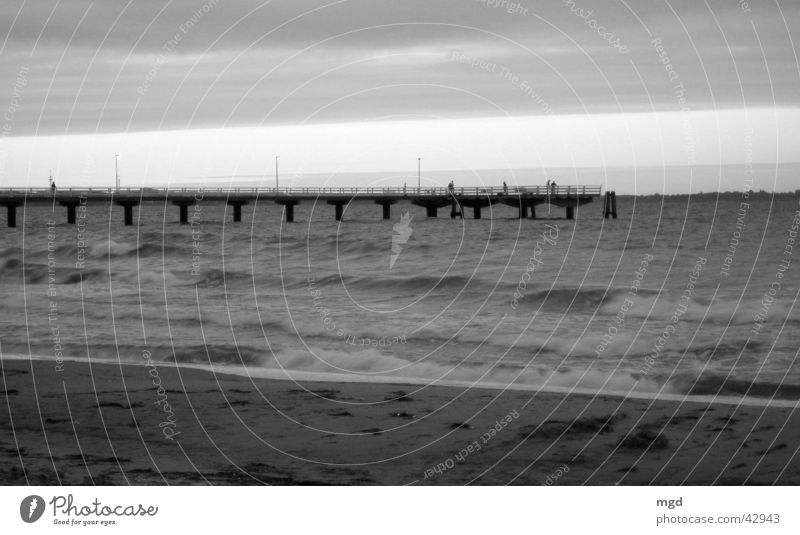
[[1, 358, 798, 485]]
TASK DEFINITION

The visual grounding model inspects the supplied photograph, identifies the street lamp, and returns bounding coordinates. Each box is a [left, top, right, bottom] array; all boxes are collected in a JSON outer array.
[[417, 157, 421, 193], [114, 153, 120, 191], [275, 155, 279, 191]]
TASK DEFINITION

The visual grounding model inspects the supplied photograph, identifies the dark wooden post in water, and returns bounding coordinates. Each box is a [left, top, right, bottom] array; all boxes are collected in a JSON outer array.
[[603, 191, 618, 219], [328, 201, 346, 221], [172, 200, 196, 224], [426, 205, 437, 218], [227, 200, 247, 222], [473, 205, 481, 219], [529, 204, 536, 219], [2, 202, 21, 228], [115, 200, 139, 226], [611, 191, 617, 218], [566, 206, 575, 220], [60, 201, 81, 224], [276, 200, 298, 222]]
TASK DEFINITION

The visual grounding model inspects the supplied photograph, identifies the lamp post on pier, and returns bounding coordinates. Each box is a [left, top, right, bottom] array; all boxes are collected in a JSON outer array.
[[275, 155, 279, 191], [114, 153, 120, 191], [417, 157, 421, 194]]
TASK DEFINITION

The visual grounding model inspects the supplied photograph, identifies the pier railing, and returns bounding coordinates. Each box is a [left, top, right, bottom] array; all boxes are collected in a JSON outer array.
[[0, 185, 603, 197], [1, 185, 609, 226]]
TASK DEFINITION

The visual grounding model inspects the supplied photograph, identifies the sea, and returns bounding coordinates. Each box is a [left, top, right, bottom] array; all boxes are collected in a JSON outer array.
[[2, 165, 799, 405]]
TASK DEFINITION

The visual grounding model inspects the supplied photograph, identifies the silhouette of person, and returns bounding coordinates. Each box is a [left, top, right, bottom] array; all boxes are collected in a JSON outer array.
[[50, 180, 56, 195], [503, 181, 508, 194]]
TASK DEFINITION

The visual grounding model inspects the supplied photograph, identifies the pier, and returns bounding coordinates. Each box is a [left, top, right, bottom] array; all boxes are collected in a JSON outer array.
[[0, 185, 613, 227]]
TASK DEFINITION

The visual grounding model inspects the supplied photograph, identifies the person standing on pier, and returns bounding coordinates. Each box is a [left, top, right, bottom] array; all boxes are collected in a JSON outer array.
[[50, 179, 56, 196], [448, 180, 454, 195], [503, 181, 508, 195]]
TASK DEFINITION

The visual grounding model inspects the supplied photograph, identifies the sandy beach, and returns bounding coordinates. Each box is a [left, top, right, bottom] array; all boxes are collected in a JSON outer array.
[[1, 358, 798, 485]]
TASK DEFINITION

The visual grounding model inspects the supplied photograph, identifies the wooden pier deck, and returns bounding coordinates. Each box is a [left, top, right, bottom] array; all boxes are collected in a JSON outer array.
[[0, 185, 615, 226]]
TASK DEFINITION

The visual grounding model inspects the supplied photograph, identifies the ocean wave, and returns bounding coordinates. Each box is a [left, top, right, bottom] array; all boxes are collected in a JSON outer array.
[[0, 258, 190, 287], [11, 338, 799, 400], [308, 273, 488, 293], [0, 258, 108, 285], [513, 287, 658, 314], [194, 268, 255, 287], [668, 373, 800, 400], [89, 240, 186, 259]]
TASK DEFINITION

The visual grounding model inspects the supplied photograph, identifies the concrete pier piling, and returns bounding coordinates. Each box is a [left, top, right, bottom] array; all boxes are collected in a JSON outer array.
[[172, 199, 196, 224], [115, 200, 139, 226], [375, 200, 396, 220], [1, 202, 21, 228], [328, 200, 346, 221], [60, 201, 81, 224], [449, 199, 463, 219], [276, 200, 297, 222], [227, 199, 247, 222], [0, 185, 606, 227]]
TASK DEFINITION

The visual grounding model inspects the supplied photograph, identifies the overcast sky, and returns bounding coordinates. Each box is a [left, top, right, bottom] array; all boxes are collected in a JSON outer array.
[[0, 0, 798, 191]]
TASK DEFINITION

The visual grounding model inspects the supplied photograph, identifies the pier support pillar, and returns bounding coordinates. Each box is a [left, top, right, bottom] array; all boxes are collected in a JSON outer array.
[[276, 200, 298, 223], [611, 191, 617, 219], [227, 200, 247, 222], [60, 201, 81, 224], [375, 200, 397, 220], [473, 205, 481, 219], [604, 191, 618, 219], [518, 202, 527, 219], [566, 206, 575, 220], [172, 200, 196, 224], [450, 200, 462, 219], [529, 204, 536, 219], [426, 205, 437, 218], [114, 201, 140, 226], [2, 202, 21, 228], [327, 201, 345, 221]]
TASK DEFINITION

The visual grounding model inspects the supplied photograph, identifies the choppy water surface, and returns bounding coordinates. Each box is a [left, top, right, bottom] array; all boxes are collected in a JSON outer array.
[[2, 177, 799, 402]]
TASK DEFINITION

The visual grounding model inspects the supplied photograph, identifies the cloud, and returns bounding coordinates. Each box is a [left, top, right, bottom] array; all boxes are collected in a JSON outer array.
[[0, 0, 796, 137]]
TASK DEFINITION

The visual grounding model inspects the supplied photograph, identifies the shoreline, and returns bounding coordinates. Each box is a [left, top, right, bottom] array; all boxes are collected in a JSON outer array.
[[2, 357, 799, 484], [3, 354, 798, 410]]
